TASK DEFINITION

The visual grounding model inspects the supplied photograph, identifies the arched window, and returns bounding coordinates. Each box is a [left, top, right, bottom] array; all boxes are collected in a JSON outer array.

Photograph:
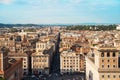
[[101, 52, 104, 57], [113, 52, 116, 57], [107, 52, 110, 57]]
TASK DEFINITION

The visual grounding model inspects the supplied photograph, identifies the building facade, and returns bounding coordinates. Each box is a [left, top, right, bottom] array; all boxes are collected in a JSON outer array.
[[0, 47, 23, 80], [86, 46, 120, 80], [32, 52, 50, 75], [60, 50, 84, 74], [31, 39, 55, 75], [8, 53, 28, 75]]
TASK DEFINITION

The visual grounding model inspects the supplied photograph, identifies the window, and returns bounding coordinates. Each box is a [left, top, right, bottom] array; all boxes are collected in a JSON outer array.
[[37, 45, 39, 48], [107, 52, 110, 57], [23, 58, 26, 61], [24, 65, 26, 68], [113, 60, 115, 62], [108, 75, 110, 78], [119, 57, 120, 68], [113, 65, 115, 68], [113, 52, 116, 57], [102, 75, 104, 78], [113, 75, 116, 78], [14, 71, 17, 78], [101, 52, 104, 57], [102, 65, 104, 68], [102, 60, 104, 62], [108, 65, 110, 68]]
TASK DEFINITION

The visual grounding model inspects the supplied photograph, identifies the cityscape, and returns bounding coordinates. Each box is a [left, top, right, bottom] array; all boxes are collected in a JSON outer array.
[[0, 25, 120, 80], [0, 0, 120, 80]]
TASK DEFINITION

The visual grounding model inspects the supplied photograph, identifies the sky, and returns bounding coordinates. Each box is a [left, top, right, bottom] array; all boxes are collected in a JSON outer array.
[[0, 0, 120, 24]]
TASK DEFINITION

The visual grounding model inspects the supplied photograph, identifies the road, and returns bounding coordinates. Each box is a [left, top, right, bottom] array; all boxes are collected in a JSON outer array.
[[48, 32, 85, 80], [50, 32, 60, 74]]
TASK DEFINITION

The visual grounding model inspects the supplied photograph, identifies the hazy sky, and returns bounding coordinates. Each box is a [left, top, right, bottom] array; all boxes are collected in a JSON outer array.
[[0, 0, 120, 24]]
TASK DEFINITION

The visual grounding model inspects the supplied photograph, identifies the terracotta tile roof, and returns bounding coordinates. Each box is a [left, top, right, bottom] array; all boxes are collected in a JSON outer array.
[[0, 70, 4, 74]]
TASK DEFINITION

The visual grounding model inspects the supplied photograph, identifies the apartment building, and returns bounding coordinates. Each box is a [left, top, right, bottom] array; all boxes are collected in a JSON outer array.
[[0, 47, 23, 80], [86, 46, 120, 80], [8, 53, 28, 75], [60, 50, 84, 74], [31, 39, 55, 75], [0, 35, 16, 52], [32, 51, 50, 75]]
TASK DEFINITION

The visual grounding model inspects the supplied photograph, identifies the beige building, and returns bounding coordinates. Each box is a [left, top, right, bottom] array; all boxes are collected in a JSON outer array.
[[86, 46, 120, 80], [60, 50, 84, 74], [31, 39, 55, 75], [32, 51, 50, 75]]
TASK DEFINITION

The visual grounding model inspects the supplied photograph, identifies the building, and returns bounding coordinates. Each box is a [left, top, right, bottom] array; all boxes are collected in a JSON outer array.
[[31, 39, 55, 75], [60, 50, 84, 74], [32, 51, 50, 75], [8, 53, 28, 75], [116, 25, 120, 30], [60, 32, 87, 74], [86, 46, 120, 80], [0, 47, 23, 80]]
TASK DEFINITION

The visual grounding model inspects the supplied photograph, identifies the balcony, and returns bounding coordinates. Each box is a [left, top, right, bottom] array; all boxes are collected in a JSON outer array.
[[98, 68, 120, 72]]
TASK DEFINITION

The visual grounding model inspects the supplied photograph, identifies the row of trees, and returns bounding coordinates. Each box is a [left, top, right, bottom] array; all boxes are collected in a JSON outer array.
[[66, 25, 117, 31]]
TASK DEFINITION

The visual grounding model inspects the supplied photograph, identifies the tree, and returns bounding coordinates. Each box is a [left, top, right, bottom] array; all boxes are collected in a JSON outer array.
[[0, 77, 5, 80], [66, 25, 117, 31], [10, 28, 18, 32]]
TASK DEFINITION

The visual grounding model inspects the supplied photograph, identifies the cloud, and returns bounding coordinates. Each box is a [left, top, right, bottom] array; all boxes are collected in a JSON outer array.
[[0, 0, 14, 4]]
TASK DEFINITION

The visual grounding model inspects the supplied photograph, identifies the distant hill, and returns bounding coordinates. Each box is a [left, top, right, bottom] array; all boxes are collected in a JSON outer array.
[[0, 23, 119, 28], [0, 23, 41, 28]]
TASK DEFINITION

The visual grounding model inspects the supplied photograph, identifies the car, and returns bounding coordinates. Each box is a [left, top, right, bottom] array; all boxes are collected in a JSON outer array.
[[31, 75, 39, 80], [49, 74, 51, 77], [42, 77, 46, 80], [39, 75, 43, 78], [31, 75, 35, 77], [55, 73, 58, 76]]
